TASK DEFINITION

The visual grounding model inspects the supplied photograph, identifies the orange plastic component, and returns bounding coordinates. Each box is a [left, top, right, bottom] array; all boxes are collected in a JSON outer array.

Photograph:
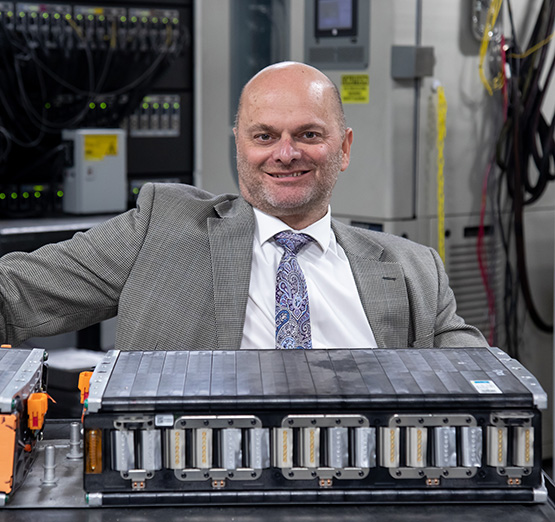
[[85, 429, 102, 474], [0, 344, 12, 348], [0, 414, 17, 494], [78, 371, 94, 404], [27, 393, 48, 431]]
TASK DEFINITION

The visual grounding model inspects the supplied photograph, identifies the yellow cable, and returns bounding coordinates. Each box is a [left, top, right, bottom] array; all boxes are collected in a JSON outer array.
[[479, 0, 504, 96], [510, 32, 555, 59], [110, 19, 117, 49], [66, 17, 84, 41], [436, 85, 447, 264]]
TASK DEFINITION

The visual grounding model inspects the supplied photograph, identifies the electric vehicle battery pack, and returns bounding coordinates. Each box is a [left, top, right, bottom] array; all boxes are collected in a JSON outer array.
[[82, 347, 548, 506], [0, 348, 48, 506]]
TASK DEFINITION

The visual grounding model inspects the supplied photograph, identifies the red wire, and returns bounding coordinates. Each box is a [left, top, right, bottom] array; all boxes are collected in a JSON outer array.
[[476, 36, 509, 345]]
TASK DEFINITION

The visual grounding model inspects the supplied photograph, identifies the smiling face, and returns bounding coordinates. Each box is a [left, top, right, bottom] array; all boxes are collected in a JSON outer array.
[[234, 62, 353, 230]]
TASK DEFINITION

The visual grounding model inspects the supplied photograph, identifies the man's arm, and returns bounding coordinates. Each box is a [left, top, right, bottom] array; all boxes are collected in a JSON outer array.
[[0, 184, 156, 346]]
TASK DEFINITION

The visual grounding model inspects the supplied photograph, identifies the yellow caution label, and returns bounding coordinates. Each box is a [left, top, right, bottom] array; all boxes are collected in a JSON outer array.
[[84, 134, 119, 161], [341, 74, 370, 104]]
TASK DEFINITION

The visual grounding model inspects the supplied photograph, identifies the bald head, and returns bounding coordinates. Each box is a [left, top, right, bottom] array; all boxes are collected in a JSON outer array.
[[234, 61, 346, 134]]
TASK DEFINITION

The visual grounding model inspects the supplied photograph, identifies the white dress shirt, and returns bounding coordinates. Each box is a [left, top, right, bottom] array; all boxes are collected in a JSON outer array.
[[240, 208, 378, 349]]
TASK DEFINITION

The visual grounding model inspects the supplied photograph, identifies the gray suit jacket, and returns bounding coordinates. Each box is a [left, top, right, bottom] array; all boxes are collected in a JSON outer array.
[[0, 183, 487, 350]]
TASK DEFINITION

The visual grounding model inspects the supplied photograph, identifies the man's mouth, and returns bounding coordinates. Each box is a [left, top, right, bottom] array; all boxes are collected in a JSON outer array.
[[267, 171, 309, 178]]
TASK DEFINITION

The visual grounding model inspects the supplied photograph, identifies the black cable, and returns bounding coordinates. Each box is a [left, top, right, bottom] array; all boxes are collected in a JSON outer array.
[[495, 0, 555, 334]]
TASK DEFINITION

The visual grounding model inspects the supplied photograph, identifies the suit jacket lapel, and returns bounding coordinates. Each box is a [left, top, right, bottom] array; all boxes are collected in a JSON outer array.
[[332, 220, 410, 348], [208, 197, 255, 350]]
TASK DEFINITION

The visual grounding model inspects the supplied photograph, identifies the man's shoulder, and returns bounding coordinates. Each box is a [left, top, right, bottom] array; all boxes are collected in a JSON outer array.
[[142, 182, 239, 206], [332, 219, 434, 261]]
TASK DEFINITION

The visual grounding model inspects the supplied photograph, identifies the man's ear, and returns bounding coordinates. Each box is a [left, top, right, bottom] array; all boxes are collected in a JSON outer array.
[[340, 127, 354, 172]]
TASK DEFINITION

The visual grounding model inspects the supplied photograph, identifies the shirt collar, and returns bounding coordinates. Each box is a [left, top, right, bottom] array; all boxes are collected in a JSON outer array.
[[253, 207, 331, 252]]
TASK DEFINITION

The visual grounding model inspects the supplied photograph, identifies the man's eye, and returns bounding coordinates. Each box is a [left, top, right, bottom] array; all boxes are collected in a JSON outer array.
[[302, 131, 318, 139], [255, 134, 272, 141]]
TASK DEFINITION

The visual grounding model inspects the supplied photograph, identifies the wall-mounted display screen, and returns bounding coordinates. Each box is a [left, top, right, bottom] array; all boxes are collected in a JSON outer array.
[[315, 0, 357, 37]]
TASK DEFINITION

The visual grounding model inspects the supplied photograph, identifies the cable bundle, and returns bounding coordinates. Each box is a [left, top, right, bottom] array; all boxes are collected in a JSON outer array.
[[480, 0, 555, 355], [0, 3, 188, 215]]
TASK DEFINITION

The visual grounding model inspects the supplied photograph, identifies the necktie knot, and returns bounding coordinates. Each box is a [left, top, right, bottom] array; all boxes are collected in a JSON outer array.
[[274, 231, 313, 255]]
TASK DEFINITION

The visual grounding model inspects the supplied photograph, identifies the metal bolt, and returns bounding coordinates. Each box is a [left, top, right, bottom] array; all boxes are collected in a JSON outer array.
[[67, 422, 83, 460], [42, 445, 57, 486]]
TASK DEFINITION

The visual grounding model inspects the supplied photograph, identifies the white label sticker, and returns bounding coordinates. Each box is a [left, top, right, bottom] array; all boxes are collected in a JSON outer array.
[[155, 414, 175, 427], [471, 380, 502, 394]]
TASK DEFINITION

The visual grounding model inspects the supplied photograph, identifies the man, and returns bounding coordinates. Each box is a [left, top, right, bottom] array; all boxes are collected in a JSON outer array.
[[0, 62, 487, 350]]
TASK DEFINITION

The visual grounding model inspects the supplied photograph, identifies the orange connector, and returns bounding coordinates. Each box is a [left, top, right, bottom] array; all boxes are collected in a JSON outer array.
[[27, 393, 49, 431], [78, 371, 94, 404]]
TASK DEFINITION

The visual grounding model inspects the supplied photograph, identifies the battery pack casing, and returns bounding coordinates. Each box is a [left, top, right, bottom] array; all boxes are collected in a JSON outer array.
[[83, 347, 548, 506], [0, 348, 47, 505]]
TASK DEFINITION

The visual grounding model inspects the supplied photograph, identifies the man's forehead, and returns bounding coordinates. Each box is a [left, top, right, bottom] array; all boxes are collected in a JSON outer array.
[[242, 81, 332, 117]]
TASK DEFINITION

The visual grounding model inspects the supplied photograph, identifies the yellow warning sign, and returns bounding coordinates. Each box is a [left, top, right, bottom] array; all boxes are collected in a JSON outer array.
[[84, 135, 118, 161], [341, 74, 370, 104]]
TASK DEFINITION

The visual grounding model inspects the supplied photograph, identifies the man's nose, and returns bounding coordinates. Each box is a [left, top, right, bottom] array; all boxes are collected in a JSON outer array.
[[274, 137, 301, 164]]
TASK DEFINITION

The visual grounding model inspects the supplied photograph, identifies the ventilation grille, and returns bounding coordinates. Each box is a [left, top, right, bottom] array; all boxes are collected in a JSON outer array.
[[446, 233, 502, 341]]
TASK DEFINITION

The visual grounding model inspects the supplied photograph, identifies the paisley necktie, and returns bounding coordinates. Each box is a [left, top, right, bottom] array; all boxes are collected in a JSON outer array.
[[274, 231, 314, 349]]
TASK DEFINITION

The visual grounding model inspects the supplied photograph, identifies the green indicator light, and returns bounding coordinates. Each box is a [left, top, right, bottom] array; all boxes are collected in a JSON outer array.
[[76, 14, 83, 21], [152, 17, 158, 23], [163, 103, 170, 110], [65, 13, 71, 20], [142, 103, 149, 110], [99, 15, 105, 21], [162, 17, 168, 24], [43, 13, 48, 19], [88, 14, 94, 21], [7, 11, 13, 17], [142, 16, 147, 23], [54, 13, 61, 20], [131, 16, 137, 23], [100, 102, 107, 109], [11, 193, 17, 199], [133, 187, 140, 195], [120, 16, 126, 22], [34, 192, 41, 198], [45, 102, 51, 109], [153, 103, 159, 109], [89, 102, 96, 109], [173, 103, 180, 110], [0, 193, 5, 200], [31, 12, 37, 18], [22, 192, 29, 199], [19, 12, 24, 18], [34, 185, 44, 191], [57, 191, 64, 198], [173, 18, 178, 24]]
